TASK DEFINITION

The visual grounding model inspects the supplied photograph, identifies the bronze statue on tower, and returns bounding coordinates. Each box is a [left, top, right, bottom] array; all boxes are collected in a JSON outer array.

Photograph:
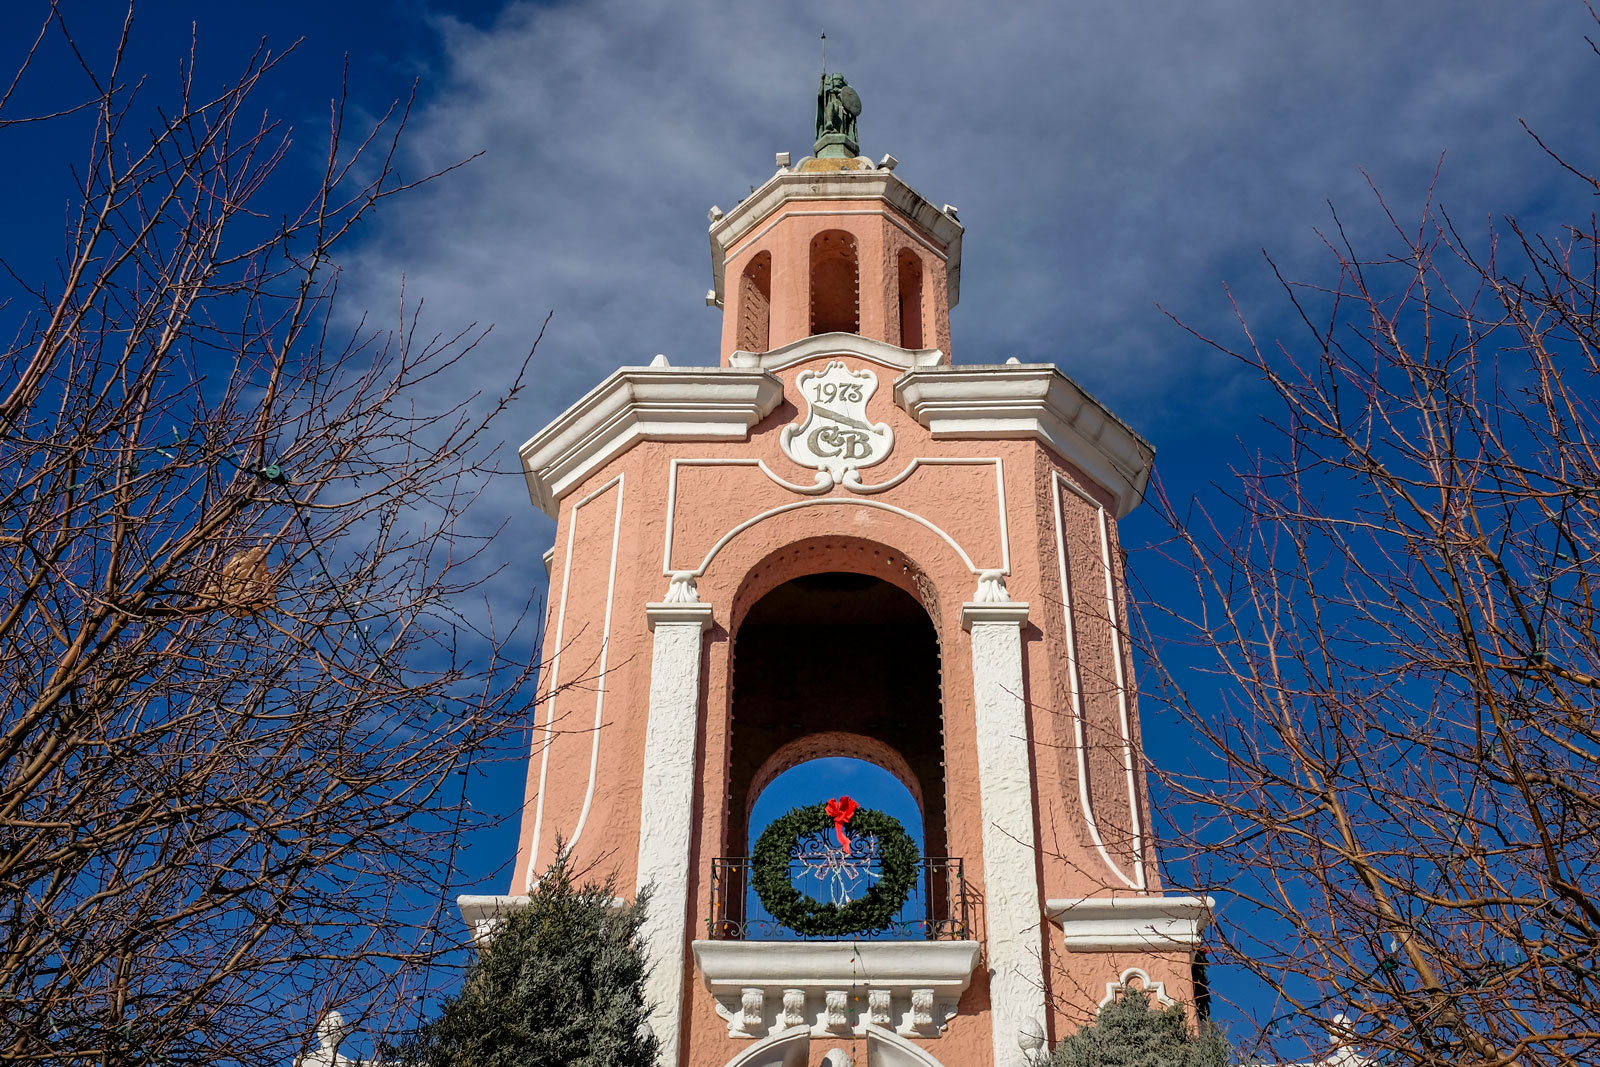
[[814, 72, 862, 158]]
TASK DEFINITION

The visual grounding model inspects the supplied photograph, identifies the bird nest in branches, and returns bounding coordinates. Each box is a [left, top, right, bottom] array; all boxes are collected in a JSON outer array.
[[195, 547, 275, 616]]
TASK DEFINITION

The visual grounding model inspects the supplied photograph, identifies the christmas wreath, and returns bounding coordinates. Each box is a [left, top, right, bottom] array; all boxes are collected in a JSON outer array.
[[751, 796, 920, 937]]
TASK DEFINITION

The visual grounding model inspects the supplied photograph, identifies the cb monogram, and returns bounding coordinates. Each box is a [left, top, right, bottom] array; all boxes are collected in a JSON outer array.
[[781, 361, 894, 488]]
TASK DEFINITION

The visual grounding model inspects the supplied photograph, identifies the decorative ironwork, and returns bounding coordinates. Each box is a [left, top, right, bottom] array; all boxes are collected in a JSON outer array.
[[706, 856, 969, 941], [794, 829, 882, 904]]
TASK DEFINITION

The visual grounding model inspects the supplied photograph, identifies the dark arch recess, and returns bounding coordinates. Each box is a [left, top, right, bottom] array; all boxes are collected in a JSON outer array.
[[726, 568, 946, 866], [727, 536, 941, 634], [897, 247, 924, 349], [738, 250, 772, 353], [810, 229, 859, 335]]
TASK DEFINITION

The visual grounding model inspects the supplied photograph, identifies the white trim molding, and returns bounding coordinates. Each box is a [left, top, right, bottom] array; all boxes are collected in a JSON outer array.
[[681, 496, 993, 578], [637, 591, 715, 1067], [459, 891, 628, 944], [524, 474, 625, 892], [729, 332, 944, 374], [518, 365, 782, 516], [456, 893, 529, 942], [893, 363, 1155, 518], [709, 168, 964, 305], [1100, 967, 1174, 1009], [715, 1027, 810, 1067], [1051, 470, 1147, 891], [692, 940, 979, 1041], [708, 1024, 963, 1067], [662, 457, 1011, 578], [1044, 895, 1214, 952], [960, 596, 1047, 1067]]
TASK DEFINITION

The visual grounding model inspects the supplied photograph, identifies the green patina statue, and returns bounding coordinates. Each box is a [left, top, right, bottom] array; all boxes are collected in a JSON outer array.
[[814, 72, 862, 159]]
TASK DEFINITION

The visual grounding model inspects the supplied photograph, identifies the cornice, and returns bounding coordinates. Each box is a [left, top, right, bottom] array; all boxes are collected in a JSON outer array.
[[459, 892, 629, 941], [1044, 894, 1214, 952], [729, 331, 945, 374], [457, 893, 527, 941], [518, 365, 783, 517], [692, 939, 980, 996], [708, 167, 964, 306], [893, 363, 1155, 518], [695, 940, 979, 1043]]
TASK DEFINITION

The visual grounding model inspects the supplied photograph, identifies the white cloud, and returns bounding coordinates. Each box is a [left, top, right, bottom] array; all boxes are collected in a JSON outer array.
[[325, 0, 1600, 642], [350, 0, 1598, 448], [324, 0, 1600, 677], [326, 0, 1600, 968]]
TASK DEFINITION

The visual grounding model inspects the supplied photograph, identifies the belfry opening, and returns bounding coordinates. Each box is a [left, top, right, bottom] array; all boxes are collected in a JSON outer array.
[[809, 230, 860, 335]]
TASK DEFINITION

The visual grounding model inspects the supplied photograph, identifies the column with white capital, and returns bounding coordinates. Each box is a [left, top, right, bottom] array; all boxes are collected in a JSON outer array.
[[637, 573, 713, 1067], [963, 571, 1047, 1067]]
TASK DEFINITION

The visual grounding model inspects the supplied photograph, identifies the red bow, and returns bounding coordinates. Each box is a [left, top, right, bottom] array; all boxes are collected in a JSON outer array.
[[825, 796, 859, 854]]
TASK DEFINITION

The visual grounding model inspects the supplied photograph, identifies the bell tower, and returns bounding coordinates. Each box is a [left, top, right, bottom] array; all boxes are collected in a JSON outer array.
[[467, 77, 1212, 1067], [712, 153, 955, 359]]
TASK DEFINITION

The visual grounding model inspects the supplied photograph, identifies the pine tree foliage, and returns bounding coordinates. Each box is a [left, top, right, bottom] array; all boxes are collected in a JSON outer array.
[[1049, 991, 1231, 1067], [396, 857, 658, 1067]]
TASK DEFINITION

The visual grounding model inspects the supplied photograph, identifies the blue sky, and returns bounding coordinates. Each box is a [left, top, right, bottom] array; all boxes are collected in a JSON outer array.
[[5, 0, 1599, 1049]]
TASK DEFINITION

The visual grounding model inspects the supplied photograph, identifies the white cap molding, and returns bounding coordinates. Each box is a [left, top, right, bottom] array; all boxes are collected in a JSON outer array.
[[960, 601, 1030, 630], [518, 366, 782, 517], [709, 168, 965, 307], [893, 364, 1155, 518], [457, 893, 528, 942], [1044, 895, 1214, 952], [458, 891, 632, 942], [729, 331, 945, 374], [645, 601, 715, 632]]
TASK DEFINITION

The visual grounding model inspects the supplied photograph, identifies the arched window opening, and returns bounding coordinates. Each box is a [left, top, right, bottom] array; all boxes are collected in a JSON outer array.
[[737, 251, 771, 353], [897, 249, 923, 349], [810, 231, 859, 335], [716, 570, 959, 942], [750, 758, 924, 859], [737, 757, 934, 941]]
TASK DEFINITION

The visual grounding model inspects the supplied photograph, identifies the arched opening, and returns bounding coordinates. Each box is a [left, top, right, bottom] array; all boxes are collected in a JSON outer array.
[[897, 248, 923, 349], [741, 757, 926, 939], [809, 230, 859, 335], [716, 571, 955, 940], [737, 251, 771, 353]]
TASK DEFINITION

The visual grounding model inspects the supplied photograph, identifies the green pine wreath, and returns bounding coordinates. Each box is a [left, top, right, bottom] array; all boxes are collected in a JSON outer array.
[[751, 802, 920, 937]]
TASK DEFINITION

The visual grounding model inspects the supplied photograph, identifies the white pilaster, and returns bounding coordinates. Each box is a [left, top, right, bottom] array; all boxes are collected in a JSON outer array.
[[638, 578, 714, 1067], [963, 590, 1046, 1067]]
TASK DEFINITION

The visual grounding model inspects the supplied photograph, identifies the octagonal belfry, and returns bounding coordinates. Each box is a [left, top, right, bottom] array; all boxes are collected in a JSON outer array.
[[466, 98, 1212, 1067]]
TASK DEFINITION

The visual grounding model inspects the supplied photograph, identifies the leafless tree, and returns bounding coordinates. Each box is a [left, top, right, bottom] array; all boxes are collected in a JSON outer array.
[[1136, 34, 1600, 1067], [0, 7, 550, 1063]]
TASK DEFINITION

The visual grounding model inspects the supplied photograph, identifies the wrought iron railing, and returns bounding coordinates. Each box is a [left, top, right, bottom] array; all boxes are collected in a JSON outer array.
[[705, 856, 970, 941]]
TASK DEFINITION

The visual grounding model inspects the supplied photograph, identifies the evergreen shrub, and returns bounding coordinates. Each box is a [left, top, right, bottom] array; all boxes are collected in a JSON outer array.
[[1048, 990, 1230, 1067], [394, 856, 657, 1067]]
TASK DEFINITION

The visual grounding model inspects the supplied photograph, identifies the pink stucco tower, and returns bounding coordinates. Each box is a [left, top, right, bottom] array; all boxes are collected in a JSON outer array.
[[464, 111, 1212, 1067]]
